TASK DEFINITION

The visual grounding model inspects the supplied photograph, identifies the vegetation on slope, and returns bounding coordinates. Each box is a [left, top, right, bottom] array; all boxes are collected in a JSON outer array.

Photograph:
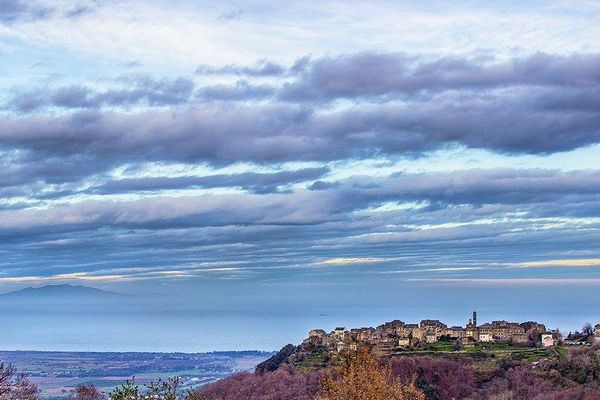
[[196, 344, 600, 400], [4, 343, 600, 399]]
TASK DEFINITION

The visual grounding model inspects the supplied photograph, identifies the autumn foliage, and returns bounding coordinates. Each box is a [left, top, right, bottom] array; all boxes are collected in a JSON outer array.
[[320, 347, 425, 400]]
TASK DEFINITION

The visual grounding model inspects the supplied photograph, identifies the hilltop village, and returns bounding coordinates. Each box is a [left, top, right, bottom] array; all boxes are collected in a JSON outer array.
[[301, 312, 600, 356]]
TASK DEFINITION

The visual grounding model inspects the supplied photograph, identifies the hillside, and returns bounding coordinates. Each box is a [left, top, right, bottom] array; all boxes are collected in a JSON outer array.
[[0, 284, 120, 299], [0, 284, 127, 308], [194, 317, 600, 400]]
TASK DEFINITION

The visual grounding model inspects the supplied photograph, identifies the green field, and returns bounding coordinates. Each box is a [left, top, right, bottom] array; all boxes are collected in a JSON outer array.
[[383, 341, 561, 365], [0, 350, 271, 400]]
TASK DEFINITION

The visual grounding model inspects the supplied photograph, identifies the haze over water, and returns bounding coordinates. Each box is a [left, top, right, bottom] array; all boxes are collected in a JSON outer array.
[[1, 274, 598, 352]]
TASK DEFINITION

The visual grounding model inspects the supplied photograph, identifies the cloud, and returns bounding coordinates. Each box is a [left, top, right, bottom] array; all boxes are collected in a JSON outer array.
[[0, 190, 345, 239], [1, 98, 597, 175], [516, 258, 600, 268], [91, 167, 330, 194], [196, 59, 286, 77], [9, 77, 195, 111], [195, 80, 275, 101], [280, 52, 600, 101], [408, 278, 600, 286], [6, 51, 600, 168], [0, 0, 53, 23], [2, 168, 600, 242], [313, 168, 600, 208], [0, 264, 247, 284], [217, 9, 244, 21], [64, 4, 96, 18], [316, 257, 389, 266], [381, 266, 486, 274], [3, 48, 600, 287]]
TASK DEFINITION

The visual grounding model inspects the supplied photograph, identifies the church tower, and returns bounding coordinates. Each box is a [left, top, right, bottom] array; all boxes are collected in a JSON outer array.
[[473, 311, 477, 327]]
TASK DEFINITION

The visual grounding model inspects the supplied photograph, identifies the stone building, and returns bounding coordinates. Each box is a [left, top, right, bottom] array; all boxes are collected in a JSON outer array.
[[401, 324, 423, 340], [332, 327, 348, 338], [301, 312, 554, 356], [350, 327, 375, 342], [425, 332, 438, 343], [465, 311, 479, 340], [521, 321, 547, 334], [511, 333, 529, 345], [446, 326, 467, 338], [420, 320, 447, 337], [479, 321, 525, 340], [377, 320, 406, 336]]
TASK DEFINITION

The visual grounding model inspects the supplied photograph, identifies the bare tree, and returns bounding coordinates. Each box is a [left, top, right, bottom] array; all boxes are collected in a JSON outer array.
[[582, 323, 594, 337], [0, 362, 41, 400]]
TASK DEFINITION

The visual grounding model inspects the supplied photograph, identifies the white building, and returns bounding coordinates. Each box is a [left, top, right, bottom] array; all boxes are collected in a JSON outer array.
[[479, 333, 493, 342], [541, 334, 554, 347]]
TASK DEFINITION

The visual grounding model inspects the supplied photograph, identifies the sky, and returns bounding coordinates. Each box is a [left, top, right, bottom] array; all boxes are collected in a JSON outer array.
[[1, 0, 600, 351]]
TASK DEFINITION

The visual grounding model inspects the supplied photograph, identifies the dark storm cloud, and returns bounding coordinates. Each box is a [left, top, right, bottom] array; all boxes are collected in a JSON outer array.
[[91, 167, 329, 194]]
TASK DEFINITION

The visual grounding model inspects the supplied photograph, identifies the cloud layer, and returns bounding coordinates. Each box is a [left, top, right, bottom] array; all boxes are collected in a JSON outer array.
[[2, 2, 600, 292], [4, 52, 600, 191]]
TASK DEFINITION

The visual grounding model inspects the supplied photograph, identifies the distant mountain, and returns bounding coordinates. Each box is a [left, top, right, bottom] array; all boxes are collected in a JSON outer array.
[[0, 284, 123, 304]]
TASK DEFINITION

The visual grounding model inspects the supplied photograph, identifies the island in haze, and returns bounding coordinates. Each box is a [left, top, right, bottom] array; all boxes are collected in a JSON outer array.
[[0, 284, 123, 301]]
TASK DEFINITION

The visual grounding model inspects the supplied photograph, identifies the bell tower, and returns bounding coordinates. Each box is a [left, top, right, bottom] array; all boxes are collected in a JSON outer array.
[[472, 311, 477, 327]]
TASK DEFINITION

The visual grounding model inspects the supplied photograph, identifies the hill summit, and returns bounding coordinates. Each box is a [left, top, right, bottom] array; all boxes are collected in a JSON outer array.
[[0, 284, 122, 302]]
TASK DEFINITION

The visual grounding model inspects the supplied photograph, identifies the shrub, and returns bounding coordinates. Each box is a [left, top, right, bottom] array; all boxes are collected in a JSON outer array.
[[197, 365, 321, 400], [69, 384, 105, 400]]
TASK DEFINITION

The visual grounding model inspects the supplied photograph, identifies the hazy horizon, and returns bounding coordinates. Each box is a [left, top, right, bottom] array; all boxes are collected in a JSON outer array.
[[0, 280, 598, 353]]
